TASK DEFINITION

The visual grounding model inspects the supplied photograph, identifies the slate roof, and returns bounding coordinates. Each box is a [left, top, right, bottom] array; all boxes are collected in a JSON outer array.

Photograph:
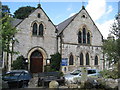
[[11, 19, 23, 27], [56, 13, 78, 35]]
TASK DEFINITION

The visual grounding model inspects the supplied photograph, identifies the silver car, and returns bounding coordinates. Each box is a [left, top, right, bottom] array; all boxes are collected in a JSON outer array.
[[64, 69, 101, 84]]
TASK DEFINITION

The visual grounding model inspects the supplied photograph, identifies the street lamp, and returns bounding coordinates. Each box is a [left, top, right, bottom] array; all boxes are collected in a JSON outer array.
[[23, 58, 28, 70], [46, 59, 50, 65]]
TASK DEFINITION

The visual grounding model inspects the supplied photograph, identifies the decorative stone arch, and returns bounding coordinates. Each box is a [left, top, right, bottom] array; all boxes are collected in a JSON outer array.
[[31, 20, 39, 27], [38, 22, 46, 36], [38, 21, 46, 28], [31, 21, 46, 36], [79, 52, 84, 66], [27, 47, 47, 73], [78, 24, 92, 44], [31, 20, 39, 36], [85, 52, 90, 66], [68, 52, 74, 65], [94, 54, 99, 66]]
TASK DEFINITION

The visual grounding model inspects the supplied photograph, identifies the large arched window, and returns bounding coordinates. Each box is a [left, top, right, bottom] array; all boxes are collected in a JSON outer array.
[[69, 54, 74, 65], [33, 23, 37, 35], [86, 53, 89, 65], [80, 53, 84, 65], [95, 55, 98, 65], [78, 31, 82, 43], [87, 32, 90, 44], [39, 24, 44, 36], [83, 28, 86, 43]]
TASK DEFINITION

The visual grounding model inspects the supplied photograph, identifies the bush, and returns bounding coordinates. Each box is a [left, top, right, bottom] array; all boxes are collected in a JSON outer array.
[[100, 69, 118, 79], [50, 53, 61, 72], [12, 55, 25, 70]]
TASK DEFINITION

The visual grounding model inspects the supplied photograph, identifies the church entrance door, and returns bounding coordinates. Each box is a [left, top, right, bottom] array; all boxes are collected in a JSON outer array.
[[30, 50, 43, 73]]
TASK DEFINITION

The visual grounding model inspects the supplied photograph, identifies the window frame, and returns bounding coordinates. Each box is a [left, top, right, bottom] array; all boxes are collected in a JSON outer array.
[[32, 23, 37, 36], [80, 53, 84, 65], [69, 53, 74, 65], [86, 53, 89, 65], [95, 55, 98, 65]]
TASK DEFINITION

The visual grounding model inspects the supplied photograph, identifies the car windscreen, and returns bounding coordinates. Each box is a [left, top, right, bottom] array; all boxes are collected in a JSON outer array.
[[70, 70, 81, 75], [4, 72, 23, 77]]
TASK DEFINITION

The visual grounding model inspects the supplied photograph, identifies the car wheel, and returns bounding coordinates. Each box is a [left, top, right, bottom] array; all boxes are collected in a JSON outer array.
[[20, 81, 28, 88]]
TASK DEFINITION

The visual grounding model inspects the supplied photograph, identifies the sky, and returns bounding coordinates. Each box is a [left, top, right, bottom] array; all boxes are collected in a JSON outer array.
[[2, 0, 119, 39]]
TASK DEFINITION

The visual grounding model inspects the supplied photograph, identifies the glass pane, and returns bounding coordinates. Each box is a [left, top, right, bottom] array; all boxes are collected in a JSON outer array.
[[39, 24, 43, 36], [69, 54, 73, 65], [83, 28, 86, 43], [31, 50, 42, 58], [95, 56, 98, 65], [86, 53, 89, 65], [88, 70, 96, 74], [33, 23, 37, 35], [80, 53, 83, 65], [78, 31, 82, 43], [87, 32, 90, 44]]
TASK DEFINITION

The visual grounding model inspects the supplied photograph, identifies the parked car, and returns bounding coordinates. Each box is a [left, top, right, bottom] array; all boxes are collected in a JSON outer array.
[[2, 70, 32, 88], [64, 69, 101, 84]]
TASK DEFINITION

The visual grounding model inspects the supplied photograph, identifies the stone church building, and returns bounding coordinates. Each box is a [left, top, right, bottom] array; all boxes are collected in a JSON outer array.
[[9, 4, 103, 73]]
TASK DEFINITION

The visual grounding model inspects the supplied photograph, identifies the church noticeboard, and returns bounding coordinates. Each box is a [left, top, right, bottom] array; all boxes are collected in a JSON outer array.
[[61, 58, 68, 66]]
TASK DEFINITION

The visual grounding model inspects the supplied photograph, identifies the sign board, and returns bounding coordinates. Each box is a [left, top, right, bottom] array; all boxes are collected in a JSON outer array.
[[61, 58, 68, 66]]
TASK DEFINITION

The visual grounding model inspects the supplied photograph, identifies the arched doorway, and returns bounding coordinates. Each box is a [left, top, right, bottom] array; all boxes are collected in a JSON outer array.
[[30, 50, 43, 73]]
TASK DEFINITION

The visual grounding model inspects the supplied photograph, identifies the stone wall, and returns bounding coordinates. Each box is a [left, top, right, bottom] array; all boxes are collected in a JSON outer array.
[[61, 9, 103, 73], [13, 8, 57, 71]]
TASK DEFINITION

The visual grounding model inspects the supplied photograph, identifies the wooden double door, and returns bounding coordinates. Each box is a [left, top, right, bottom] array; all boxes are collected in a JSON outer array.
[[30, 50, 43, 73]]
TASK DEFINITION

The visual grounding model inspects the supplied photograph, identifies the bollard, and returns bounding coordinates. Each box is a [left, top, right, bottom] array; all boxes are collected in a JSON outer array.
[[49, 80, 59, 88]]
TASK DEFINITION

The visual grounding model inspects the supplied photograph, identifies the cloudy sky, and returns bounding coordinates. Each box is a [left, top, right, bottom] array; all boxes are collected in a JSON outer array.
[[2, 0, 119, 39]]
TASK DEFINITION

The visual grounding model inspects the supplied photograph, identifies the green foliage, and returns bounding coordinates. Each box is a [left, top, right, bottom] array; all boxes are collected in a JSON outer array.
[[50, 53, 61, 71], [103, 39, 119, 64], [1, 15, 17, 53], [2, 5, 10, 17], [44, 65, 51, 72], [12, 55, 25, 70], [100, 69, 118, 79], [14, 6, 36, 19]]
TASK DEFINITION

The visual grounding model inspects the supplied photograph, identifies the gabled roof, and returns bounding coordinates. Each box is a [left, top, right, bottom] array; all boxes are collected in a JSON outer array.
[[56, 13, 78, 35], [56, 6, 103, 38], [12, 4, 57, 32], [11, 19, 23, 27]]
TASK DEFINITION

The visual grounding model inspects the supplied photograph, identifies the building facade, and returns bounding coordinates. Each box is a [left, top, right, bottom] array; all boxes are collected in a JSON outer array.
[[9, 5, 103, 73]]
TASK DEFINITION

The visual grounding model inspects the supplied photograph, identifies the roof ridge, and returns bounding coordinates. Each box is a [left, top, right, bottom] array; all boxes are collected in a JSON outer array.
[[57, 13, 78, 26]]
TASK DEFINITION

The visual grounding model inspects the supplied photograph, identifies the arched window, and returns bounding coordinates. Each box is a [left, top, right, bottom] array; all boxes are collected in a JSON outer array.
[[86, 53, 89, 65], [87, 32, 90, 44], [78, 31, 82, 43], [69, 54, 74, 65], [39, 24, 44, 36], [33, 23, 37, 35], [80, 53, 84, 65], [95, 55, 98, 65], [83, 28, 86, 43]]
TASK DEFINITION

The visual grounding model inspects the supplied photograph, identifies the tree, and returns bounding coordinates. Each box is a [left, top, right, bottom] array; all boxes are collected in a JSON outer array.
[[12, 55, 25, 70], [1, 15, 18, 71], [2, 5, 10, 17], [102, 14, 120, 79], [50, 53, 61, 71], [103, 39, 119, 65], [14, 6, 36, 19]]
